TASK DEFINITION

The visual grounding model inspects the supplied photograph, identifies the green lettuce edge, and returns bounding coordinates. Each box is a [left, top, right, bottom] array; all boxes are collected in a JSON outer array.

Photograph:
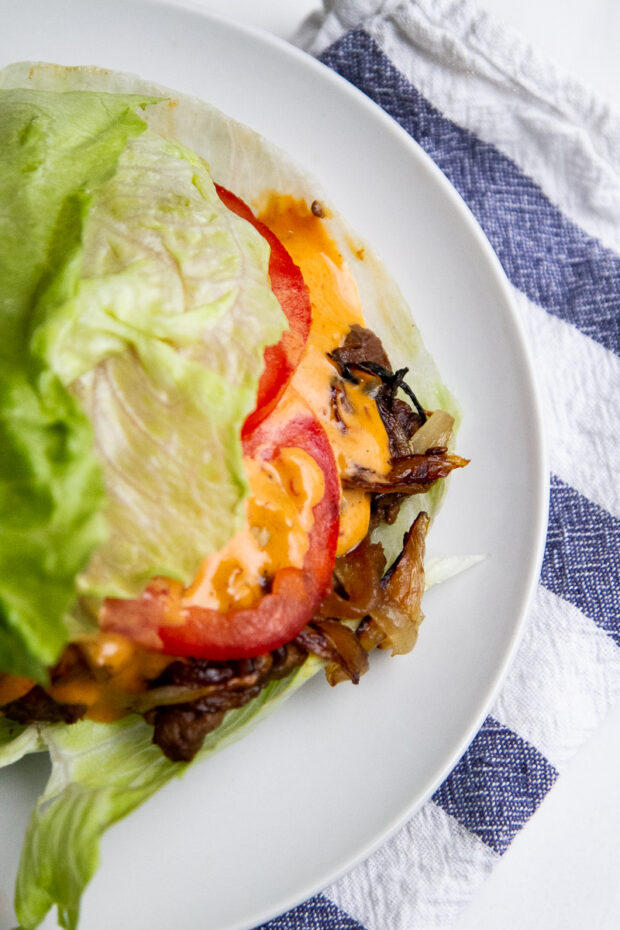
[[1, 657, 321, 930]]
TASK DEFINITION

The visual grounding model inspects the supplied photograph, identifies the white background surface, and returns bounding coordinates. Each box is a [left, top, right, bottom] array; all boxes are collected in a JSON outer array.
[[195, 2, 620, 930]]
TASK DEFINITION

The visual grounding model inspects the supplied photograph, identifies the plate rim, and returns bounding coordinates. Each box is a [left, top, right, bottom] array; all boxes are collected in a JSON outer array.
[[0, 2, 549, 928]]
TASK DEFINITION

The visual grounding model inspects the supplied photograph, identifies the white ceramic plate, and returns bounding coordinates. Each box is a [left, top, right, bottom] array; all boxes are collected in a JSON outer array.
[[0, 2, 547, 929]]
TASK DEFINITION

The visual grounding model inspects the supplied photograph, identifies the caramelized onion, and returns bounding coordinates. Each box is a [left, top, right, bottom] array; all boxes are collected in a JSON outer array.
[[374, 512, 429, 654], [343, 450, 468, 494], [313, 619, 369, 684], [356, 616, 386, 652], [409, 410, 455, 454], [296, 620, 368, 686], [317, 512, 430, 657]]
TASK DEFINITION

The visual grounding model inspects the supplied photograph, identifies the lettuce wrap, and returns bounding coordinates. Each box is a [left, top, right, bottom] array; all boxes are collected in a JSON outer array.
[[0, 62, 464, 930]]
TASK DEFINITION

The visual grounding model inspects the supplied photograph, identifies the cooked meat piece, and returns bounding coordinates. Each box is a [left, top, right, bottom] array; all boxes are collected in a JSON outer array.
[[270, 641, 308, 678], [151, 684, 266, 761], [328, 323, 391, 372], [150, 654, 273, 691], [152, 706, 226, 763], [148, 644, 307, 762], [2, 685, 87, 725]]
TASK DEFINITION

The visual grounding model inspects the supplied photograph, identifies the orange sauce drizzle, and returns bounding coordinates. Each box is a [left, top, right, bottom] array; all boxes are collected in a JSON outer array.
[[48, 634, 171, 723], [257, 195, 391, 555], [1, 194, 393, 722], [185, 446, 324, 611]]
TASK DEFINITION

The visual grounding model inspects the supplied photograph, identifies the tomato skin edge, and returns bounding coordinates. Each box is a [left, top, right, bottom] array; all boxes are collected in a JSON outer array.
[[160, 403, 340, 659], [100, 401, 340, 660], [215, 185, 311, 439], [159, 568, 320, 660]]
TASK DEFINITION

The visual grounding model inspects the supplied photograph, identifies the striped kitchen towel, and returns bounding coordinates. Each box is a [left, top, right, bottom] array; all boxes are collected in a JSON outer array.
[[258, 0, 620, 927]]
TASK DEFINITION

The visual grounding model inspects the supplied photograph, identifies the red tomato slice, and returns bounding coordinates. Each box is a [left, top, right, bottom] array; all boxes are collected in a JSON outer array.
[[215, 185, 311, 438], [100, 397, 340, 660]]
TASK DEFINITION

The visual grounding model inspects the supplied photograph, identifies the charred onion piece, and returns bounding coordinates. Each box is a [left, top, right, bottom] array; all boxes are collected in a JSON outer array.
[[296, 620, 369, 685], [375, 394, 425, 458], [354, 361, 428, 425], [344, 449, 469, 494], [356, 616, 387, 653], [375, 511, 430, 654], [318, 512, 430, 657]]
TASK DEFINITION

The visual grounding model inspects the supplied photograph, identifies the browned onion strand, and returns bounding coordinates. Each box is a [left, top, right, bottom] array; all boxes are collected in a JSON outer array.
[[316, 511, 430, 661], [334, 536, 387, 605], [375, 511, 429, 654], [310, 619, 369, 684], [356, 616, 387, 653], [343, 450, 469, 494]]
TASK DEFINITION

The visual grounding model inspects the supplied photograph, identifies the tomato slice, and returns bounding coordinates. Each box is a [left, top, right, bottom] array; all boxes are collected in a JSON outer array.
[[100, 397, 340, 660], [215, 185, 311, 438]]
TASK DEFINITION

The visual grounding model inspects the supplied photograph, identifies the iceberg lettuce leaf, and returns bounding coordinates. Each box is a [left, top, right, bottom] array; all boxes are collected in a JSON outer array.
[[54, 128, 286, 598], [0, 715, 43, 763], [0, 88, 151, 679], [11, 659, 320, 930], [0, 84, 286, 675]]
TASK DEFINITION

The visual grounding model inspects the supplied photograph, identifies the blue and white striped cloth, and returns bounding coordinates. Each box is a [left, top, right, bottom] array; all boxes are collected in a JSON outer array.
[[256, 0, 620, 927]]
